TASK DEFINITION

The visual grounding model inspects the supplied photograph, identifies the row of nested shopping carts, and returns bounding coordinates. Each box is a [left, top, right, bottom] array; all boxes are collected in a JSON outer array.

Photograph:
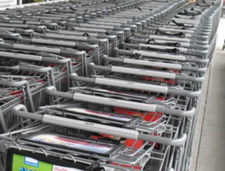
[[0, 0, 222, 170]]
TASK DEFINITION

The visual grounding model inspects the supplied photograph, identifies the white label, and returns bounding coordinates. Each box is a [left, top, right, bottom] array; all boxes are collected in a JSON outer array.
[[104, 166, 115, 171], [24, 157, 38, 165], [53, 165, 82, 171]]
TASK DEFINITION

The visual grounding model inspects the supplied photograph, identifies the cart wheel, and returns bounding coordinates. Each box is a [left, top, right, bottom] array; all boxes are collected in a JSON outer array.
[[143, 159, 160, 171], [85, 166, 105, 171], [85, 162, 105, 171], [94, 167, 105, 171]]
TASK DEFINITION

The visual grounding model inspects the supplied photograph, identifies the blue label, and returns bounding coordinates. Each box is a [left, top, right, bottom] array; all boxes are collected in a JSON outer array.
[[24, 157, 39, 167]]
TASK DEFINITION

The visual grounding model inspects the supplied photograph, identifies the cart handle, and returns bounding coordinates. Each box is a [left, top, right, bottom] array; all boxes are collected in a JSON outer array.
[[18, 62, 51, 72], [19, 63, 55, 86], [0, 51, 72, 68], [0, 29, 21, 40], [0, 51, 43, 61], [103, 55, 183, 70], [70, 73, 201, 97], [11, 43, 84, 56], [114, 48, 186, 61], [12, 104, 187, 146], [0, 79, 28, 87], [103, 55, 207, 73], [89, 63, 204, 82], [76, 42, 99, 50], [114, 48, 209, 63], [45, 86, 195, 117]]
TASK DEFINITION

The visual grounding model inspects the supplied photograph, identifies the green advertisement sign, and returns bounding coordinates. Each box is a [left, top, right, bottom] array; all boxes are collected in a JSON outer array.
[[12, 154, 52, 171], [11, 153, 82, 171]]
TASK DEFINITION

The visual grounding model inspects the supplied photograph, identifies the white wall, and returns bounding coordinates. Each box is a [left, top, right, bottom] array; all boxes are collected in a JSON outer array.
[[0, 0, 17, 8], [216, 18, 225, 49]]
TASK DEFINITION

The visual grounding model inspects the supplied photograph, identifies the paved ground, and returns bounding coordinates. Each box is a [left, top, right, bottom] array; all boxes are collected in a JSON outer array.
[[195, 50, 225, 171], [190, 18, 225, 171]]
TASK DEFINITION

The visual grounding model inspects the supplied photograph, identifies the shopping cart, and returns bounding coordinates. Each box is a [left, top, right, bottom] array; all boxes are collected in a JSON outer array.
[[0, 49, 72, 88], [9, 95, 188, 170], [0, 0, 221, 170], [0, 63, 56, 133], [44, 84, 194, 171], [0, 122, 152, 171]]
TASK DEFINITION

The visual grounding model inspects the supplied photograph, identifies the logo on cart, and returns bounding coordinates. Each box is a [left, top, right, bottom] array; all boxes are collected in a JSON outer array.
[[19, 167, 37, 171]]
